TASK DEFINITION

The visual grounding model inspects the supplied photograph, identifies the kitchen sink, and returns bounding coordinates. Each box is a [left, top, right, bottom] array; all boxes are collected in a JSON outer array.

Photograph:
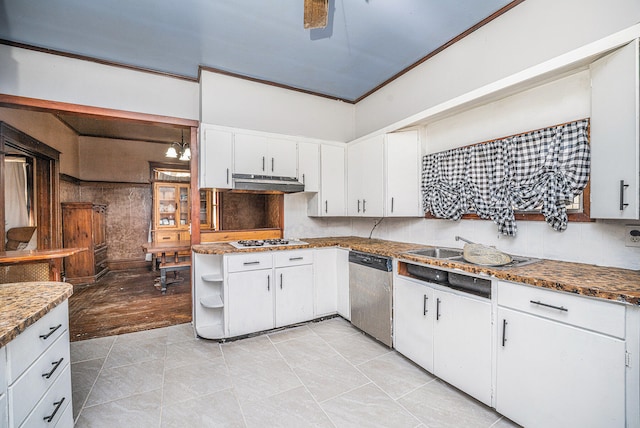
[[406, 247, 463, 259], [405, 247, 541, 269]]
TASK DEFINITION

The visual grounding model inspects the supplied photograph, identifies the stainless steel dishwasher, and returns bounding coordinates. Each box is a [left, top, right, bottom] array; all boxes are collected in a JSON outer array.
[[349, 250, 393, 347]]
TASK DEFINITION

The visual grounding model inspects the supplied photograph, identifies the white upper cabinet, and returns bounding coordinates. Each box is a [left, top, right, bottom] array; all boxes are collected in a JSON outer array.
[[347, 135, 384, 217], [200, 125, 233, 189], [590, 39, 639, 219], [385, 130, 423, 217], [297, 142, 320, 192], [234, 133, 297, 177], [308, 144, 346, 216]]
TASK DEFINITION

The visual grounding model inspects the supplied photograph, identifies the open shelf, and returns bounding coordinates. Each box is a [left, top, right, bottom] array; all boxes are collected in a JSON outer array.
[[196, 322, 225, 339], [201, 273, 223, 282], [200, 294, 224, 309]]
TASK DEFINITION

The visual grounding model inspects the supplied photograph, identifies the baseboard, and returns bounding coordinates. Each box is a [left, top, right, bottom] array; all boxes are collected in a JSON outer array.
[[108, 259, 151, 271]]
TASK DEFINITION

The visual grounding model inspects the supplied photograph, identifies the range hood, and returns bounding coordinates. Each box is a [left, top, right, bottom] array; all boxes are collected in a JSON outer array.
[[232, 173, 305, 193]]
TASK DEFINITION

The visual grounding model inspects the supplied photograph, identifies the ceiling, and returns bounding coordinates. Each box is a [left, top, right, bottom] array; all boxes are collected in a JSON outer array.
[[0, 0, 519, 104]]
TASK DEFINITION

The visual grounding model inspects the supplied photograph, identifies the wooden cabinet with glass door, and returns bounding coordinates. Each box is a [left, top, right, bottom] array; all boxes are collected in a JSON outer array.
[[153, 182, 190, 243]]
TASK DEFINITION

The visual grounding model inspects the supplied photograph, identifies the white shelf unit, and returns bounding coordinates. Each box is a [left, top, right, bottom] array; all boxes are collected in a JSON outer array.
[[193, 253, 225, 339]]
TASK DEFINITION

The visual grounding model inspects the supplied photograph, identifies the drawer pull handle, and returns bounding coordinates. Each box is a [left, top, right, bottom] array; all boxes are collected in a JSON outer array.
[[43, 397, 65, 423], [243, 261, 260, 266], [502, 319, 508, 347], [42, 357, 64, 379], [280, 273, 283, 289], [530, 300, 568, 312], [423, 295, 428, 316], [267, 275, 270, 291], [40, 324, 62, 340], [289, 257, 304, 261], [436, 298, 441, 321]]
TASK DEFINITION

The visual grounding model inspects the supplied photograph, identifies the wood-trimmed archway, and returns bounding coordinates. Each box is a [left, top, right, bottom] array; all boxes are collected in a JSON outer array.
[[0, 94, 202, 247]]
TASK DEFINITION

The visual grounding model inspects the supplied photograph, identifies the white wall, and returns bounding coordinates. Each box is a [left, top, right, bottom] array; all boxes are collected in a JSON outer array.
[[284, 54, 640, 270], [0, 45, 199, 120], [78, 136, 172, 183], [200, 71, 355, 142], [355, 0, 640, 138]]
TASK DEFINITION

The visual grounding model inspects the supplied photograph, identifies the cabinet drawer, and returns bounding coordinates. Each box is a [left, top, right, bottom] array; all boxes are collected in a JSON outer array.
[[497, 281, 625, 338], [227, 252, 273, 272], [274, 250, 313, 267], [155, 231, 179, 242], [9, 331, 70, 427], [7, 301, 68, 383], [18, 364, 71, 428]]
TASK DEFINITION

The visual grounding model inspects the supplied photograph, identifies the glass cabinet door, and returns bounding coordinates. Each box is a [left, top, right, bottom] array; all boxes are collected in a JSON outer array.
[[179, 186, 189, 227], [157, 185, 177, 228], [199, 190, 212, 229]]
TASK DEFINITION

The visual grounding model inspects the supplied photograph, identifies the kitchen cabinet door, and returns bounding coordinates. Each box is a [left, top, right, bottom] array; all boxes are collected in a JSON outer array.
[[313, 248, 338, 316], [234, 133, 268, 175], [496, 307, 625, 428], [590, 39, 639, 219], [200, 126, 233, 189], [393, 276, 434, 372], [234, 134, 297, 177], [275, 265, 314, 327], [432, 289, 492, 405], [347, 136, 384, 217], [227, 269, 274, 336], [308, 144, 346, 216], [266, 137, 297, 178], [385, 130, 422, 217], [298, 142, 320, 192]]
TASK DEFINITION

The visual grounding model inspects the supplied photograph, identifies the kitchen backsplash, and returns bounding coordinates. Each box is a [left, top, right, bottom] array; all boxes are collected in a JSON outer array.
[[284, 193, 640, 270]]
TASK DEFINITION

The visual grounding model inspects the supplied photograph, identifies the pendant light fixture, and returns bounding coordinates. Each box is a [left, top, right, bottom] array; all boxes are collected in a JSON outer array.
[[165, 130, 190, 161]]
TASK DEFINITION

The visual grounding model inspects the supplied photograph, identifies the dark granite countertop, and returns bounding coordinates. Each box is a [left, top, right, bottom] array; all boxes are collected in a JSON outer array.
[[0, 281, 73, 348], [193, 236, 640, 306]]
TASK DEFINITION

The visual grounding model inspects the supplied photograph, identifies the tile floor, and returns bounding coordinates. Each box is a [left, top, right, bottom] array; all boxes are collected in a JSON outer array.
[[70, 317, 520, 427]]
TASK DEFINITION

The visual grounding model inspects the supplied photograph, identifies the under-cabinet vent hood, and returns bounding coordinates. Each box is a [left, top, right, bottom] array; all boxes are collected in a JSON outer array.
[[232, 173, 305, 193]]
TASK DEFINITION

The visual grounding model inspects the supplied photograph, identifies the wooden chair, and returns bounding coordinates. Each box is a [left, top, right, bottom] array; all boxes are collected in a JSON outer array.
[[5, 226, 36, 251]]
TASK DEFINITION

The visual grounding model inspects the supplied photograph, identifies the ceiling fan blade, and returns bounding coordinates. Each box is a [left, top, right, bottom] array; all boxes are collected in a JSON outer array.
[[304, 0, 328, 29]]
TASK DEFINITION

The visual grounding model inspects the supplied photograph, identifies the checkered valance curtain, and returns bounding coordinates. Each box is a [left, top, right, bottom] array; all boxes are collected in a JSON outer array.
[[422, 119, 590, 236]]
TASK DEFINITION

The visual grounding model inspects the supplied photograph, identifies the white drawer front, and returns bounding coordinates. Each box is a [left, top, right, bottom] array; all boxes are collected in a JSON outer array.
[[7, 301, 68, 383], [274, 249, 314, 267], [227, 252, 273, 272], [497, 281, 625, 338], [17, 364, 71, 428], [9, 331, 70, 427]]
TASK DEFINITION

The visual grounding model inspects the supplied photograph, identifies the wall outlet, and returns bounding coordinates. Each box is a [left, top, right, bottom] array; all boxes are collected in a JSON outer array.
[[625, 225, 640, 247]]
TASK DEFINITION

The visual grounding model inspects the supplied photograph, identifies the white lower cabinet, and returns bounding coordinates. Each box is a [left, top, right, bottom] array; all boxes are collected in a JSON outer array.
[[0, 393, 6, 428], [496, 281, 626, 428], [275, 264, 314, 327], [193, 253, 225, 339], [5, 300, 72, 428], [393, 276, 434, 372], [227, 268, 274, 337], [313, 248, 339, 317], [393, 273, 491, 405], [225, 250, 315, 337], [432, 288, 492, 406]]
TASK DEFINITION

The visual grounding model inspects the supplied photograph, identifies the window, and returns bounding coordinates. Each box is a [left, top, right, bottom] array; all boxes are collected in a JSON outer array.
[[422, 119, 592, 234]]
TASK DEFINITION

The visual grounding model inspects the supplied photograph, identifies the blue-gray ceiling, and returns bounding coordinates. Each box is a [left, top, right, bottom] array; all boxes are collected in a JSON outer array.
[[0, 0, 519, 102]]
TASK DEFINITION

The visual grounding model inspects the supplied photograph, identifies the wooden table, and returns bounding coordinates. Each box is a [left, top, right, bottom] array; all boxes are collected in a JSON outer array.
[[142, 241, 191, 293], [0, 248, 85, 282]]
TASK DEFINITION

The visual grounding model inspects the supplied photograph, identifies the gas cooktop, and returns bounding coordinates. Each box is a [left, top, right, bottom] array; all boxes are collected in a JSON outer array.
[[228, 239, 309, 249]]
